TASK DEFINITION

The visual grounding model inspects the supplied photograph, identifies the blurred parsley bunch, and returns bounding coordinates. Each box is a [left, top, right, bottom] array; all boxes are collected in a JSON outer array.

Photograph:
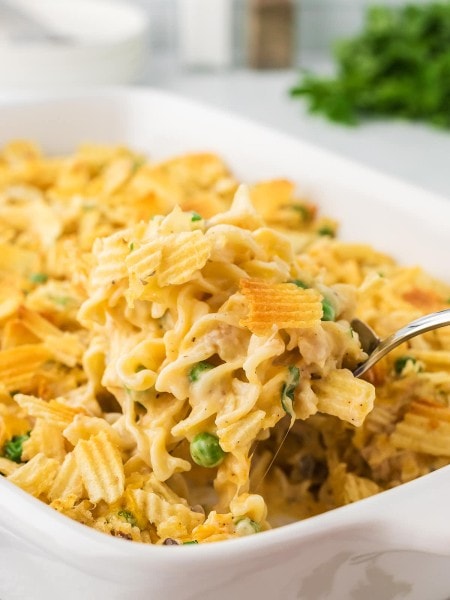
[[290, 3, 450, 127]]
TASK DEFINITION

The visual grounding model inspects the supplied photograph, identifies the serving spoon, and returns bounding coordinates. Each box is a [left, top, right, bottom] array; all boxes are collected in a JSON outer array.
[[351, 308, 450, 378]]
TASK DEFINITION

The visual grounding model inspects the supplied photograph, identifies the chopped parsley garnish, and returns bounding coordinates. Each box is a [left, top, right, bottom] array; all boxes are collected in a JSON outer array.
[[2, 433, 30, 463], [317, 226, 335, 237], [394, 355, 417, 375], [290, 279, 309, 289], [29, 272, 48, 284], [291, 204, 311, 221], [48, 295, 75, 308], [118, 510, 137, 527], [191, 212, 202, 222], [183, 540, 199, 545], [132, 157, 146, 173]]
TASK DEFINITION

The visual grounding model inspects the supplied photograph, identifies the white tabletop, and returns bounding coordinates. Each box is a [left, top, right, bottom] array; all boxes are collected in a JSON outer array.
[[145, 59, 450, 202]]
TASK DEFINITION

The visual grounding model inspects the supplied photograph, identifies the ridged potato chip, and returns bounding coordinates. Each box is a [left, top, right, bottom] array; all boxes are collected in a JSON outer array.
[[0, 345, 52, 392], [21, 419, 66, 463], [391, 400, 450, 457], [49, 452, 84, 502], [312, 369, 375, 426], [74, 431, 125, 504], [8, 452, 59, 497], [240, 279, 322, 335], [157, 231, 211, 287], [0, 457, 19, 476], [14, 394, 85, 429]]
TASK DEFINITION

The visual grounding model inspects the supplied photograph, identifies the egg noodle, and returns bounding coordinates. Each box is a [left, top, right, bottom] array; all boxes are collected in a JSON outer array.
[[0, 141, 449, 544]]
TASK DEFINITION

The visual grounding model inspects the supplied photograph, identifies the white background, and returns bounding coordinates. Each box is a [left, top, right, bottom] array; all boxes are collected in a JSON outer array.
[[129, 0, 450, 201]]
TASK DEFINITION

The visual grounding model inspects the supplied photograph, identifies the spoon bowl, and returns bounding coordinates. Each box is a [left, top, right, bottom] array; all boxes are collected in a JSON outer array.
[[351, 308, 450, 378]]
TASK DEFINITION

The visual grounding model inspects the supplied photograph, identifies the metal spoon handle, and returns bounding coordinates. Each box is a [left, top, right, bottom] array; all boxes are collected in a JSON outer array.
[[353, 308, 450, 378]]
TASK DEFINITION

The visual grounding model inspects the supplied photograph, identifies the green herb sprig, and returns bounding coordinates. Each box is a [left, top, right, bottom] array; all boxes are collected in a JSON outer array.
[[290, 3, 450, 128]]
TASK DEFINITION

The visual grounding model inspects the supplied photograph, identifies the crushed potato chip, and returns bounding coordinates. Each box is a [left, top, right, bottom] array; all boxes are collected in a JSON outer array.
[[240, 279, 323, 335]]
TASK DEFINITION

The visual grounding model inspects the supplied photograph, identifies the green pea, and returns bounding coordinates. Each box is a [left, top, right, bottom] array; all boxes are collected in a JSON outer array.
[[190, 432, 225, 468], [234, 517, 261, 536], [394, 355, 417, 375], [281, 365, 300, 417], [188, 361, 214, 382], [321, 298, 336, 321], [191, 212, 202, 222]]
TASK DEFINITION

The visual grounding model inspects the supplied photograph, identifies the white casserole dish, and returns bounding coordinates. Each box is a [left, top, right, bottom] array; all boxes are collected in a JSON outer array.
[[0, 89, 449, 600]]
